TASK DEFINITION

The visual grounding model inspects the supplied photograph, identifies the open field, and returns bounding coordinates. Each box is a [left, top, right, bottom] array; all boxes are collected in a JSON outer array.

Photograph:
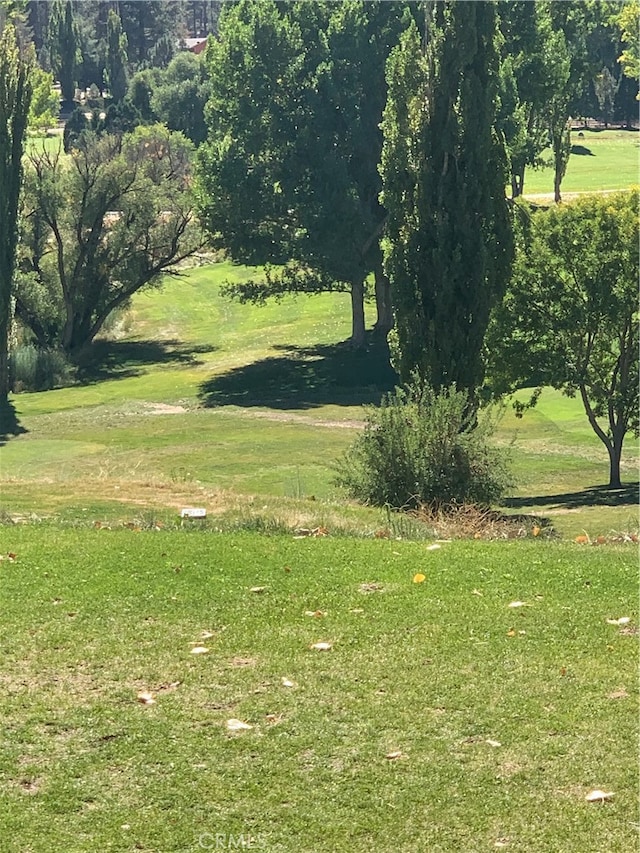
[[522, 128, 639, 197], [0, 527, 637, 853], [1, 262, 638, 538]]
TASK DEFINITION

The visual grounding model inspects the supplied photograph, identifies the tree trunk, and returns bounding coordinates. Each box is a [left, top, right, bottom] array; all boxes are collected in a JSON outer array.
[[350, 278, 366, 349], [0, 313, 9, 400], [373, 264, 393, 338], [607, 443, 622, 489], [553, 173, 562, 205]]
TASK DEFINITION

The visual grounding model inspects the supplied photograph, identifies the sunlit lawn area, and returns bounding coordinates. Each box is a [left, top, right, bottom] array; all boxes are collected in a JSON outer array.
[[522, 128, 639, 196], [0, 527, 637, 853]]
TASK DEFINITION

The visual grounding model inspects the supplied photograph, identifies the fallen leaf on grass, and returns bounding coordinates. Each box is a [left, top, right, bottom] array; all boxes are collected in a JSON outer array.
[[281, 677, 296, 688], [304, 610, 326, 618], [486, 739, 502, 748], [350, 608, 364, 614], [191, 646, 209, 655], [426, 544, 441, 551], [494, 840, 510, 849], [385, 750, 403, 760], [574, 534, 590, 544], [606, 616, 631, 625], [508, 601, 527, 608], [506, 629, 516, 637], [412, 573, 426, 584], [0, 552, 17, 561], [265, 714, 283, 725], [226, 719, 253, 733], [250, 586, 266, 594], [585, 789, 614, 803], [532, 526, 541, 537], [200, 630, 216, 640], [310, 641, 332, 651], [472, 589, 483, 596], [137, 691, 156, 706], [607, 688, 628, 700]]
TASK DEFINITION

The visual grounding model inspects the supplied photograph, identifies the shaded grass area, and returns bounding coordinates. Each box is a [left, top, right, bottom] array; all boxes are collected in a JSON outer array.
[[0, 528, 637, 853], [198, 335, 397, 409]]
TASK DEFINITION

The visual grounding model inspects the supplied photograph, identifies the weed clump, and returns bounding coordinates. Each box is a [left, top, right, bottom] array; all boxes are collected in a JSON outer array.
[[336, 379, 512, 510]]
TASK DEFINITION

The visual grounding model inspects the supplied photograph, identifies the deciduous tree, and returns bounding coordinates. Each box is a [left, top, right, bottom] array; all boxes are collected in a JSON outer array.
[[17, 125, 203, 356], [487, 191, 639, 489], [197, 0, 405, 346]]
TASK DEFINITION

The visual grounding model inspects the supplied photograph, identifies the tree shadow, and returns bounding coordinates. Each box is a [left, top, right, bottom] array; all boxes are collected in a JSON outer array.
[[76, 339, 212, 384], [198, 333, 398, 409], [0, 398, 28, 446], [570, 144, 594, 156], [504, 482, 639, 510]]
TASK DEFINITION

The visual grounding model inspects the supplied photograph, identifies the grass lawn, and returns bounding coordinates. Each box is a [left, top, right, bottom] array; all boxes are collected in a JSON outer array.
[[0, 527, 637, 853], [1, 261, 638, 538], [1, 123, 637, 852], [522, 129, 639, 197]]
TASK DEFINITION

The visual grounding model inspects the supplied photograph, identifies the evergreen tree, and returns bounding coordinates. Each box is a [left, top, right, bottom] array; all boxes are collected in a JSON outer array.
[[47, 0, 78, 103], [105, 9, 128, 101], [0, 22, 32, 399], [381, 1, 513, 398]]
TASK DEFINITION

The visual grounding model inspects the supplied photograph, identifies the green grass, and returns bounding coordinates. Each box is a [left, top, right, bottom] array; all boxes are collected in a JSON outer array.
[[1, 261, 637, 538], [0, 527, 637, 853], [522, 129, 639, 196]]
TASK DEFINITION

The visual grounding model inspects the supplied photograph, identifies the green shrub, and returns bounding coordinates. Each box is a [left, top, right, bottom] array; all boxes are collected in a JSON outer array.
[[336, 379, 511, 509], [10, 345, 75, 392]]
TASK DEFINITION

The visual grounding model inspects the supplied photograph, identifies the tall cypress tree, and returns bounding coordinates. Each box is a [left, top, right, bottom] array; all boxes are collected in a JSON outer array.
[[381, 1, 513, 399], [0, 22, 32, 400], [48, 0, 78, 103], [105, 9, 128, 101]]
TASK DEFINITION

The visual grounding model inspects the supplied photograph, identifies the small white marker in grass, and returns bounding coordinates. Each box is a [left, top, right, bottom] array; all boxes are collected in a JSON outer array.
[[181, 507, 206, 518]]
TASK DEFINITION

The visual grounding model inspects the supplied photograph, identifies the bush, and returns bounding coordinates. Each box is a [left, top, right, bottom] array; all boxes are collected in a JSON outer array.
[[10, 345, 75, 392], [336, 379, 511, 509]]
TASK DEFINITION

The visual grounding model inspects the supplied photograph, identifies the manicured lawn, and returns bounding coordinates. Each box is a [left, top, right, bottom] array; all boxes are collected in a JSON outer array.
[[0, 527, 637, 852], [522, 129, 639, 197], [2, 262, 637, 538]]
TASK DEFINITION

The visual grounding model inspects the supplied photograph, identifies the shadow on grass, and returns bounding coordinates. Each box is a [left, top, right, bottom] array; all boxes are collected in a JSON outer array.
[[199, 333, 398, 409], [76, 339, 212, 383], [504, 482, 640, 510], [0, 399, 28, 446], [570, 144, 594, 156]]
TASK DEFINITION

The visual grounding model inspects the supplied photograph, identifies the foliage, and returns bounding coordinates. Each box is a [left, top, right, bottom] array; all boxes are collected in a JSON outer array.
[[27, 64, 58, 131], [197, 0, 406, 346], [16, 125, 204, 356], [10, 342, 73, 391], [381, 3, 513, 397], [105, 9, 129, 102], [47, 0, 79, 102], [150, 50, 210, 145], [336, 378, 511, 509], [616, 0, 640, 81], [487, 191, 639, 489], [0, 21, 32, 400]]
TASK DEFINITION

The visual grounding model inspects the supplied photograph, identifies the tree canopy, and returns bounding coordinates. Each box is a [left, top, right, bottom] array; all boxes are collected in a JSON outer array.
[[381, 1, 513, 398], [196, 0, 406, 347], [17, 125, 203, 356], [487, 191, 639, 489]]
